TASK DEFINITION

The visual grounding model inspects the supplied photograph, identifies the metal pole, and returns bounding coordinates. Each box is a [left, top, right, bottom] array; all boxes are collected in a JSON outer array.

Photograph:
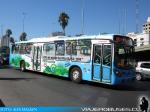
[[22, 12, 26, 32], [118, 11, 121, 34], [136, 0, 139, 33], [81, 0, 84, 35]]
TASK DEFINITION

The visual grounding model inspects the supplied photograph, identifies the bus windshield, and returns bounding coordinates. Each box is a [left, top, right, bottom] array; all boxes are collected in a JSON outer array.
[[113, 35, 135, 69], [114, 45, 135, 69]]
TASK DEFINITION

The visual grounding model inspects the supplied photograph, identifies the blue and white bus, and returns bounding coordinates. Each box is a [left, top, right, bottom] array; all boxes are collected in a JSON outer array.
[[10, 34, 135, 85]]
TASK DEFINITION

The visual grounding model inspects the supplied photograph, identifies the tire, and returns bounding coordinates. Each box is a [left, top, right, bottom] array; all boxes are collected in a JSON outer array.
[[1, 59, 4, 65], [20, 61, 26, 72], [70, 67, 82, 83], [136, 73, 142, 81]]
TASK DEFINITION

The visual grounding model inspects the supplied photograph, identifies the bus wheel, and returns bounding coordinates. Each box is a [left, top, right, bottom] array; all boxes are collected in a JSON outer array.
[[20, 61, 26, 72], [136, 73, 142, 81], [1, 59, 4, 65], [70, 67, 82, 83]]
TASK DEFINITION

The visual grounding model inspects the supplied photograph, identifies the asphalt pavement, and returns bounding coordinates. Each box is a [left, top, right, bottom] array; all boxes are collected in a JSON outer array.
[[0, 67, 150, 108]]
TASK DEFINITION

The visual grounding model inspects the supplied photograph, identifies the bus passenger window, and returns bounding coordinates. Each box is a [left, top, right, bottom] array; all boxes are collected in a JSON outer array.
[[11, 44, 15, 53], [72, 41, 77, 55], [66, 40, 77, 55], [66, 42, 71, 55], [25, 44, 32, 54], [13, 45, 19, 54], [56, 42, 65, 56], [43, 43, 55, 56], [78, 39, 91, 56], [19, 45, 25, 54]]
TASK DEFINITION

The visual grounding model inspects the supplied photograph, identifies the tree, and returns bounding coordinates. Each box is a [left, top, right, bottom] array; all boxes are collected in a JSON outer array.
[[10, 37, 15, 43], [19, 32, 27, 41], [58, 12, 69, 35], [6, 29, 12, 37]]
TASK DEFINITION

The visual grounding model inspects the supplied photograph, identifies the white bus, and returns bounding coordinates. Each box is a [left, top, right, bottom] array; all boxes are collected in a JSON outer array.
[[10, 34, 135, 85]]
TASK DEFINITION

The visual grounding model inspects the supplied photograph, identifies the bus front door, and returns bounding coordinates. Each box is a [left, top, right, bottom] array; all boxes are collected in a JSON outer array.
[[93, 44, 111, 83], [33, 45, 42, 71], [93, 44, 103, 81]]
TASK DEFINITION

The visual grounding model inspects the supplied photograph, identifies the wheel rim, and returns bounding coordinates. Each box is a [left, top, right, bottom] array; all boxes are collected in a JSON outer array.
[[136, 74, 141, 80], [72, 70, 80, 80]]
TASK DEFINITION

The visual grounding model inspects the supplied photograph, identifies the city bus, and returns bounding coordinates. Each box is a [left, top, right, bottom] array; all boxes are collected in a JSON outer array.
[[9, 34, 135, 85]]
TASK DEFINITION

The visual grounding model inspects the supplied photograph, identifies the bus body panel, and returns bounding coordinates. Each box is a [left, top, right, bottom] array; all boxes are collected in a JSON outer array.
[[102, 65, 111, 82], [111, 68, 135, 85], [93, 63, 101, 80], [10, 53, 21, 68], [10, 54, 32, 70], [42, 61, 69, 77]]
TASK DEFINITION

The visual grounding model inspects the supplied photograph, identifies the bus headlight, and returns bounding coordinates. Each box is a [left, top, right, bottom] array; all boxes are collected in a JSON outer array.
[[115, 70, 122, 77]]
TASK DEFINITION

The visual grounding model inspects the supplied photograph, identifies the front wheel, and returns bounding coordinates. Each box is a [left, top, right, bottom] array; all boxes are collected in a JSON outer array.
[[20, 61, 26, 72], [136, 73, 142, 81], [70, 67, 82, 83]]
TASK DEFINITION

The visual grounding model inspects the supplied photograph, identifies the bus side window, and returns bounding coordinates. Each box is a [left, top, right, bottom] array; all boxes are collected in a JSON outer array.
[[65, 40, 77, 55], [72, 41, 77, 55], [19, 44, 24, 54], [25, 44, 32, 54], [43, 43, 55, 56], [55, 42, 65, 56], [13, 44, 19, 54], [11, 44, 15, 53], [66, 41, 71, 55], [78, 39, 91, 56]]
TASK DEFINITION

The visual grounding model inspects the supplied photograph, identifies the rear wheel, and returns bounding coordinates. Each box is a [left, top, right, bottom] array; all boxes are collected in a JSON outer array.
[[136, 73, 142, 81], [20, 61, 26, 72], [70, 67, 82, 83]]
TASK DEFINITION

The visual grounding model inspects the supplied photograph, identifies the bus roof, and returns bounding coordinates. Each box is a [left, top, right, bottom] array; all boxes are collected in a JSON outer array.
[[15, 34, 118, 44]]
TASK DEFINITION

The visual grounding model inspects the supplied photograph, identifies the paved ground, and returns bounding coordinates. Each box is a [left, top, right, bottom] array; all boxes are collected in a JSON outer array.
[[0, 67, 150, 108]]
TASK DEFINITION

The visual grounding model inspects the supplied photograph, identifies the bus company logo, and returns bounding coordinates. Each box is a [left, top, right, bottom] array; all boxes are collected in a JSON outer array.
[[65, 62, 70, 67], [139, 96, 149, 112]]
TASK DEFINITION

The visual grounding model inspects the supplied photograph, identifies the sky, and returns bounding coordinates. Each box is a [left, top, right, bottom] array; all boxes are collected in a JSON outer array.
[[0, 0, 150, 40]]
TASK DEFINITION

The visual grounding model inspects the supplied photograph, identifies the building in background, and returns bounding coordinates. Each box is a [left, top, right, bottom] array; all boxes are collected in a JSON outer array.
[[1, 36, 11, 47], [127, 17, 150, 47], [50, 32, 65, 37], [127, 32, 150, 47], [143, 17, 150, 33]]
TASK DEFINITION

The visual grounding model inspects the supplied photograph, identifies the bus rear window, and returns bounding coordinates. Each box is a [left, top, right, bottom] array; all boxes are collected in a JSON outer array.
[[12, 44, 32, 54]]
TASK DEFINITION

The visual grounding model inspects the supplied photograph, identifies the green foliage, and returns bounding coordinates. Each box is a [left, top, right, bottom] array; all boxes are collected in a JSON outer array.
[[25, 62, 30, 68], [58, 12, 69, 34], [20, 32, 27, 41], [6, 29, 12, 36]]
